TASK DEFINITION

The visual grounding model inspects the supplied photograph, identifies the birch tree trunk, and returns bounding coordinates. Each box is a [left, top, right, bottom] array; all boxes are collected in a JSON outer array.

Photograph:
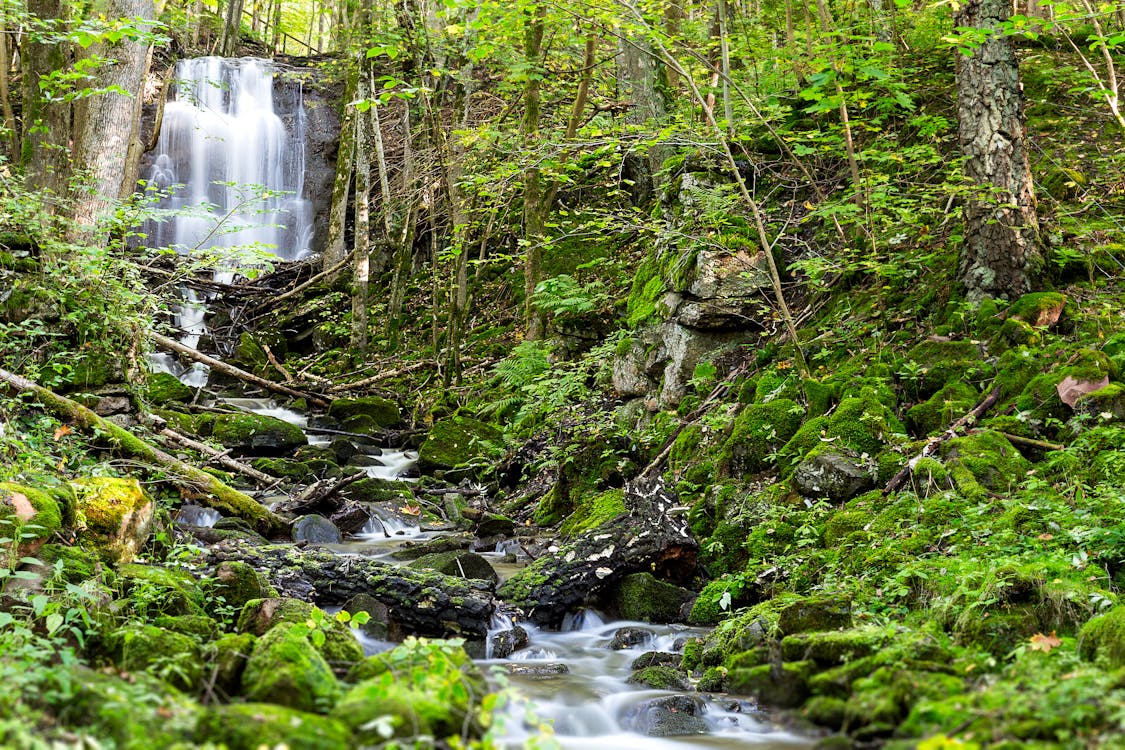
[[351, 74, 372, 355], [955, 0, 1041, 301]]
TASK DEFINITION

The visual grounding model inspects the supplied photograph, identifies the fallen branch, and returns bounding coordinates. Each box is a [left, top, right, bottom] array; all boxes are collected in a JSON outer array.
[[250, 249, 355, 314], [327, 359, 434, 393], [157, 427, 280, 487], [149, 332, 329, 408], [276, 470, 370, 516], [997, 431, 1066, 453], [0, 367, 289, 537], [884, 385, 1003, 494]]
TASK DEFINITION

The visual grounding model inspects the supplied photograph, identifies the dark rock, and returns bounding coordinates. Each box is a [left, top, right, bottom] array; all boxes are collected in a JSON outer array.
[[408, 550, 499, 584], [489, 625, 529, 659], [341, 593, 391, 641], [211, 560, 273, 612], [622, 695, 707, 737], [504, 663, 570, 679], [630, 651, 681, 670], [211, 413, 306, 455], [778, 596, 853, 635], [329, 501, 370, 536], [475, 512, 516, 538], [627, 665, 691, 690], [341, 477, 414, 504], [609, 627, 655, 650], [94, 396, 131, 416], [292, 514, 342, 544], [727, 661, 812, 708], [605, 572, 696, 623], [391, 533, 475, 560], [327, 396, 400, 428], [792, 447, 876, 502]]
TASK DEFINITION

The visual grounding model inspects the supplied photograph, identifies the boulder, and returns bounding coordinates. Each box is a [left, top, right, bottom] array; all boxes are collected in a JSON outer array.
[[605, 572, 695, 623], [236, 597, 364, 667], [70, 477, 154, 564], [327, 396, 400, 429], [791, 447, 876, 502], [1079, 605, 1125, 667], [196, 703, 349, 750], [0, 481, 63, 557], [622, 695, 707, 737], [609, 627, 655, 650], [145, 371, 193, 405], [341, 593, 391, 640], [292, 514, 342, 544], [211, 412, 306, 455], [504, 663, 570, 678], [627, 665, 691, 690], [408, 550, 499, 584], [106, 624, 202, 691], [210, 560, 274, 612], [418, 416, 504, 475], [117, 563, 205, 617], [205, 632, 256, 696], [489, 625, 529, 659], [1075, 382, 1125, 422], [241, 622, 340, 712]]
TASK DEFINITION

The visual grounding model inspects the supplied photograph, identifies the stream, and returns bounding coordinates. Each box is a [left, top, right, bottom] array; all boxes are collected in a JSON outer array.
[[151, 54, 814, 750]]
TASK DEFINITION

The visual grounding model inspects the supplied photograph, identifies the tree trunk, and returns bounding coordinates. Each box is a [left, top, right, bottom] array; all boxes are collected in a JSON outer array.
[[221, 0, 245, 56], [21, 0, 73, 202], [68, 0, 155, 241], [351, 76, 372, 356], [522, 2, 548, 341], [271, 0, 283, 53], [955, 0, 1041, 301], [323, 70, 357, 273], [616, 23, 667, 205], [0, 17, 17, 160]]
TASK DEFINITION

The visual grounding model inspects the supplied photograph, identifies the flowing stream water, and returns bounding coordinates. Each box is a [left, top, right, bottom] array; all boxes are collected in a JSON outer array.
[[151, 56, 814, 750]]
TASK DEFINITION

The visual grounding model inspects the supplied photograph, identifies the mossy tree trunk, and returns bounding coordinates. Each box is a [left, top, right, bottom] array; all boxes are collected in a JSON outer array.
[[955, 0, 1041, 301]]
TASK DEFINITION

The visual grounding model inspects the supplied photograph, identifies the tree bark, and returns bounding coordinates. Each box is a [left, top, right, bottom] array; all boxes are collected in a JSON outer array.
[[351, 76, 371, 356], [522, 2, 548, 341], [68, 0, 155, 241], [0, 17, 17, 160], [21, 0, 73, 202], [0, 367, 288, 536], [955, 0, 1041, 302], [205, 540, 497, 639]]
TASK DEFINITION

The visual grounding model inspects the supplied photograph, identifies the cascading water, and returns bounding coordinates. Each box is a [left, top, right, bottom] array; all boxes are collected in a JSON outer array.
[[144, 56, 313, 269]]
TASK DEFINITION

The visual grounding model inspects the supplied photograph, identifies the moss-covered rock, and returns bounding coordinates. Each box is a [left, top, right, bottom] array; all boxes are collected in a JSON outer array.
[[780, 627, 889, 666], [144, 371, 193, 405], [902, 339, 984, 398], [1079, 606, 1125, 667], [241, 622, 340, 712], [208, 560, 275, 614], [105, 623, 203, 691], [35, 542, 109, 586], [941, 430, 1031, 500], [777, 596, 853, 635], [906, 381, 979, 437], [0, 481, 63, 556], [152, 614, 219, 641], [340, 476, 415, 504], [70, 477, 154, 564], [1016, 349, 1116, 430], [1008, 292, 1067, 327], [791, 446, 876, 501], [251, 456, 315, 480], [331, 638, 486, 743], [720, 398, 804, 476], [417, 416, 504, 475], [117, 563, 206, 617], [727, 660, 813, 708], [628, 665, 691, 690], [558, 488, 627, 535], [605, 572, 695, 623], [237, 597, 364, 667], [211, 412, 307, 455], [205, 632, 257, 696], [408, 550, 499, 583], [1074, 382, 1125, 422], [196, 702, 349, 750], [327, 396, 400, 428]]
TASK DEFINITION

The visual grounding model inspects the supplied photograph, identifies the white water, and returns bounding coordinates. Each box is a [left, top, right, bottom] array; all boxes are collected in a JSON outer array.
[[145, 57, 313, 267]]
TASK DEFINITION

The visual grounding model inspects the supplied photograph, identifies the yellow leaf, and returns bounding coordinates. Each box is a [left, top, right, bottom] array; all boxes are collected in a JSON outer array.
[[803, 201, 816, 210], [1029, 631, 1062, 654], [53, 424, 72, 440]]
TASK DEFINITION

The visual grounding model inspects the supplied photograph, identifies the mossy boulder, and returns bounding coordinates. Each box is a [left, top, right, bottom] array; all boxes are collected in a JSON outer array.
[[780, 627, 889, 666], [340, 477, 415, 504], [237, 597, 364, 667], [152, 614, 220, 641], [0, 481, 63, 557], [209, 560, 274, 613], [331, 638, 486, 743], [105, 623, 203, 691], [606, 572, 695, 623], [791, 446, 876, 501], [628, 665, 691, 690], [252, 457, 315, 480], [941, 430, 1031, 500], [781, 391, 905, 473], [117, 563, 206, 617], [1074, 382, 1125, 422], [418, 416, 504, 476], [905, 381, 979, 437], [1008, 291, 1067, 327], [205, 632, 257, 696], [241, 622, 341, 713], [35, 542, 109, 585], [777, 596, 853, 634], [558, 488, 627, 536], [71, 477, 154, 564], [196, 703, 349, 750], [1016, 349, 1116, 428], [720, 398, 804, 476], [1079, 606, 1125, 667], [327, 396, 400, 429], [727, 661, 813, 708], [902, 339, 984, 398], [144, 371, 193, 405], [408, 550, 499, 584], [211, 412, 307, 455]]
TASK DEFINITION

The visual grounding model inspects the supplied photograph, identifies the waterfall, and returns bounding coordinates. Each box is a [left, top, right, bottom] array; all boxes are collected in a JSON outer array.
[[144, 57, 313, 267]]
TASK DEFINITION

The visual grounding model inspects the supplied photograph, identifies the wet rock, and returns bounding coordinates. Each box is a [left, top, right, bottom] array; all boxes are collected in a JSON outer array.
[[628, 665, 691, 690], [504, 662, 570, 679], [490, 625, 529, 659], [417, 416, 504, 476], [341, 593, 392, 640], [211, 560, 274, 612], [605, 572, 696, 623], [292, 514, 342, 544], [236, 597, 364, 667], [475, 512, 516, 538], [791, 447, 876, 502], [71, 477, 154, 564], [211, 412, 306, 455], [329, 500, 370, 536], [630, 651, 681, 669], [622, 695, 707, 737], [408, 550, 499, 584], [327, 396, 400, 428], [609, 627, 655, 650], [241, 622, 340, 712]]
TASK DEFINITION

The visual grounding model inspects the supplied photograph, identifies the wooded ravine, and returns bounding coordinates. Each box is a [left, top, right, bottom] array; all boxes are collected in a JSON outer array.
[[2, 0, 1125, 748]]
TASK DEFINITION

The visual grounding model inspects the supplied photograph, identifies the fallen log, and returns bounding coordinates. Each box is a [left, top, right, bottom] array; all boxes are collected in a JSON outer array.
[[275, 470, 369, 516], [205, 539, 496, 639], [884, 385, 1003, 494], [496, 475, 697, 627], [0, 367, 289, 537], [148, 332, 329, 408], [157, 427, 280, 487]]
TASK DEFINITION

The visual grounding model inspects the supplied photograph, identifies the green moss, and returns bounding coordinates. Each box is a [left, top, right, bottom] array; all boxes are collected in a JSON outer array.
[[208, 560, 274, 613], [241, 622, 340, 713], [1008, 292, 1067, 326], [205, 632, 257, 696], [105, 624, 203, 691], [196, 703, 349, 750], [780, 627, 889, 665], [559, 488, 627, 536], [905, 381, 978, 437], [343, 477, 414, 504], [941, 430, 1031, 499], [720, 398, 804, 476], [1075, 382, 1125, 422], [327, 396, 400, 427], [237, 598, 364, 667], [826, 391, 906, 457], [251, 457, 314, 480], [211, 413, 307, 453], [727, 660, 813, 708], [117, 563, 205, 617], [803, 379, 836, 417], [417, 416, 504, 475], [144, 372, 193, 405], [0, 481, 63, 544], [607, 572, 693, 623], [626, 255, 666, 327], [1079, 606, 1125, 667], [627, 665, 690, 690], [152, 614, 219, 641], [902, 339, 984, 398]]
